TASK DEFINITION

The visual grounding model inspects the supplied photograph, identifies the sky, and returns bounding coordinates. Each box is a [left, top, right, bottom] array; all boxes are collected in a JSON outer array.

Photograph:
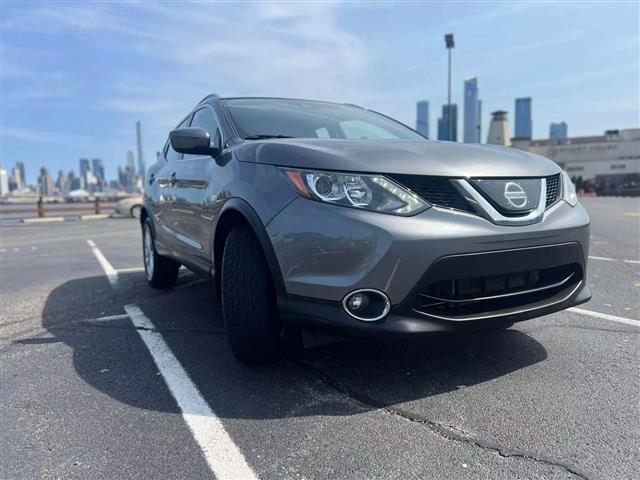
[[1, 1, 639, 184]]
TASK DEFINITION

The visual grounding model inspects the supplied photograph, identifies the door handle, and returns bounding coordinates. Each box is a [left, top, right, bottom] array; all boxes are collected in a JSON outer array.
[[170, 172, 177, 186], [148, 173, 155, 185]]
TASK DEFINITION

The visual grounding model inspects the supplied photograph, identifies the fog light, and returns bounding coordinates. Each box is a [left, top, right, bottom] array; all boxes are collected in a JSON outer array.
[[347, 293, 368, 310], [342, 289, 390, 322]]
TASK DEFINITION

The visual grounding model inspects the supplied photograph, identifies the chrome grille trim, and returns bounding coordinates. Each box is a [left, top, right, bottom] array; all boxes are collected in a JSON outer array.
[[452, 178, 547, 226]]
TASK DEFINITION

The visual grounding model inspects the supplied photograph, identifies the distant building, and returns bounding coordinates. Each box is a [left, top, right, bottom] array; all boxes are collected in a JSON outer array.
[[487, 111, 511, 146], [550, 122, 568, 140], [437, 104, 457, 141], [79, 158, 90, 189], [416, 101, 429, 137], [15, 161, 26, 186], [67, 171, 81, 191], [0, 167, 9, 195], [92, 158, 105, 183], [512, 128, 640, 192], [124, 151, 137, 193], [136, 121, 146, 177], [11, 166, 23, 191], [38, 167, 55, 196], [463, 78, 481, 143], [55, 170, 66, 192], [515, 97, 532, 138]]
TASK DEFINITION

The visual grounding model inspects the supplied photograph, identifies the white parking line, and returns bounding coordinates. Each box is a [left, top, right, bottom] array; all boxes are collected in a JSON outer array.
[[588, 256, 617, 262], [124, 305, 258, 480], [588, 256, 640, 264], [117, 267, 145, 273], [87, 239, 118, 286], [568, 307, 640, 327], [84, 313, 131, 323]]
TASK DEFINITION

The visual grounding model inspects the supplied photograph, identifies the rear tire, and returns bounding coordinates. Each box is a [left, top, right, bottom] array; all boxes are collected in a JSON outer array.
[[221, 225, 300, 364], [143, 219, 180, 289]]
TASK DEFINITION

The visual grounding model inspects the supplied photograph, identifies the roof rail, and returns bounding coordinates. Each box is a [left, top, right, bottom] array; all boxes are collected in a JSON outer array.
[[342, 102, 364, 109], [198, 93, 220, 105]]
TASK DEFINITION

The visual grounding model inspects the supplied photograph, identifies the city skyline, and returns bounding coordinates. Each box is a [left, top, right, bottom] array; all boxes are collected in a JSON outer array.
[[1, 2, 639, 183]]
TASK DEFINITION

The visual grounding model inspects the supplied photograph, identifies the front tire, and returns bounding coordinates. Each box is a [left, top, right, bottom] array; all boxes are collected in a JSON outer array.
[[221, 225, 299, 364], [143, 219, 180, 289]]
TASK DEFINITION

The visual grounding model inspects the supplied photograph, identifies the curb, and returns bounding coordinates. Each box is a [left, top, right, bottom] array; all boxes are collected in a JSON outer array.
[[79, 214, 111, 220], [22, 217, 65, 224]]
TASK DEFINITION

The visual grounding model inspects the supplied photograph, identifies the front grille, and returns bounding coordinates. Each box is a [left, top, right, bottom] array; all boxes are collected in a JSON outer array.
[[414, 263, 582, 320], [388, 174, 473, 213], [545, 174, 561, 208], [409, 243, 584, 321]]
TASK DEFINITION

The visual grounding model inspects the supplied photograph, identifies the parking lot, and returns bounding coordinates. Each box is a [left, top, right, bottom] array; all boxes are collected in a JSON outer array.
[[1, 196, 638, 479]]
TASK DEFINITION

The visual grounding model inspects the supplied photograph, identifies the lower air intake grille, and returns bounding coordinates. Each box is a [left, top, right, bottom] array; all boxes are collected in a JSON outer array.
[[388, 174, 473, 213], [546, 175, 561, 208]]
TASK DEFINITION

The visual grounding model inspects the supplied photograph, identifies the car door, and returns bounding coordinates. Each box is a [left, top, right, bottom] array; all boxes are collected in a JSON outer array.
[[169, 106, 223, 271], [153, 116, 191, 255]]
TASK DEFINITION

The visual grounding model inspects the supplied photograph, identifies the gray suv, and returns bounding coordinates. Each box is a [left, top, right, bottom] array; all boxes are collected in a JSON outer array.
[[142, 95, 591, 364]]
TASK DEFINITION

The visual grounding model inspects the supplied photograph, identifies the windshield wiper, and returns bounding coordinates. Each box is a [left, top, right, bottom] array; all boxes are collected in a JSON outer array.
[[244, 134, 296, 140]]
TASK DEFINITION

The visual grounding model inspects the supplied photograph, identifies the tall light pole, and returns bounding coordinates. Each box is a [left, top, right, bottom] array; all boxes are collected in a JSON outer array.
[[444, 33, 455, 141]]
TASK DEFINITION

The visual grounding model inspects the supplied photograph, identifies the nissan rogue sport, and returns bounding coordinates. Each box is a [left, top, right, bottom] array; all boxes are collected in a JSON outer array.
[[141, 95, 591, 364]]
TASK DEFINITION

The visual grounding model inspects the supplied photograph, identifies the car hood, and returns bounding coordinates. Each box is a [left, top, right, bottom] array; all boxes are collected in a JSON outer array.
[[234, 139, 561, 177]]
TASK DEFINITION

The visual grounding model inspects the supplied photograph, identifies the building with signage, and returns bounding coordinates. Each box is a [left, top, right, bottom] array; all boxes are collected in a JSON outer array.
[[512, 128, 640, 192]]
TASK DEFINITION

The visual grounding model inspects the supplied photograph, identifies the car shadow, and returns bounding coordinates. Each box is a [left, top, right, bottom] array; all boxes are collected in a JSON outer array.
[[40, 272, 548, 420]]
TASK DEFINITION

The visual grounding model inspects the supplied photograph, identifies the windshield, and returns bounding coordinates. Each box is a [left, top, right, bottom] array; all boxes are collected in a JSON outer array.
[[222, 98, 425, 141]]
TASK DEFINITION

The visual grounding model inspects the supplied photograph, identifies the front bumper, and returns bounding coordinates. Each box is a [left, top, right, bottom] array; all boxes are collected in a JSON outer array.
[[267, 197, 591, 332]]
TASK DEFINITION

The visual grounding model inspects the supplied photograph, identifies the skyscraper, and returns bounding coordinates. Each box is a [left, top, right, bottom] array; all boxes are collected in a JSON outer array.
[[416, 101, 429, 137], [55, 170, 66, 192], [487, 111, 511, 146], [15, 161, 26, 186], [11, 166, 23, 191], [515, 97, 532, 138], [463, 78, 481, 143], [79, 158, 90, 188], [125, 151, 136, 193], [38, 167, 55, 195], [79, 158, 90, 177], [92, 158, 105, 183], [549, 122, 568, 140], [136, 121, 146, 176], [437, 104, 457, 141]]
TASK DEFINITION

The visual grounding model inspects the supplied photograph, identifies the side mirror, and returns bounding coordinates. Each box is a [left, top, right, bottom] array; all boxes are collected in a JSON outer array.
[[169, 128, 220, 157]]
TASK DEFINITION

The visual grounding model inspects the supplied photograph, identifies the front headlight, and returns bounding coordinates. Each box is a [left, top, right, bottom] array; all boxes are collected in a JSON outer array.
[[280, 168, 430, 216], [560, 171, 578, 207]]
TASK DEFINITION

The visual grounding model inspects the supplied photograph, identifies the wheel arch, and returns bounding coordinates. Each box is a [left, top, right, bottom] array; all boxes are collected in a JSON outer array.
[[140, 205, 150, 226], [213, 198, 287, 300]]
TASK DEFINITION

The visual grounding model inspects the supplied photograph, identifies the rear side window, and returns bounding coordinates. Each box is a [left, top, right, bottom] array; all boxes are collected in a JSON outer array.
[[164, 117, 191, 162]]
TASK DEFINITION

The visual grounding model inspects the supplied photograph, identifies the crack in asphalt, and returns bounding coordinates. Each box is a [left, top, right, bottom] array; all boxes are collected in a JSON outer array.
[[297, 360, 591, 480]]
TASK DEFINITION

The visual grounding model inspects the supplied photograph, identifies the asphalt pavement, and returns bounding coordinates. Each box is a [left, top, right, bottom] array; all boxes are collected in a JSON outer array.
[[1, 197, 639, 479]]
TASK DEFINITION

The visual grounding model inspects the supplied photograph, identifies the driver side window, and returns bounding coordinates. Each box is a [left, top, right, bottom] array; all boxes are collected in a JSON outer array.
[[189, 107, 222, 153]]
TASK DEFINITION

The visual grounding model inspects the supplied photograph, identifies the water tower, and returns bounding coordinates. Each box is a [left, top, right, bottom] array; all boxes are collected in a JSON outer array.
[[487, 110, 511, 146]]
